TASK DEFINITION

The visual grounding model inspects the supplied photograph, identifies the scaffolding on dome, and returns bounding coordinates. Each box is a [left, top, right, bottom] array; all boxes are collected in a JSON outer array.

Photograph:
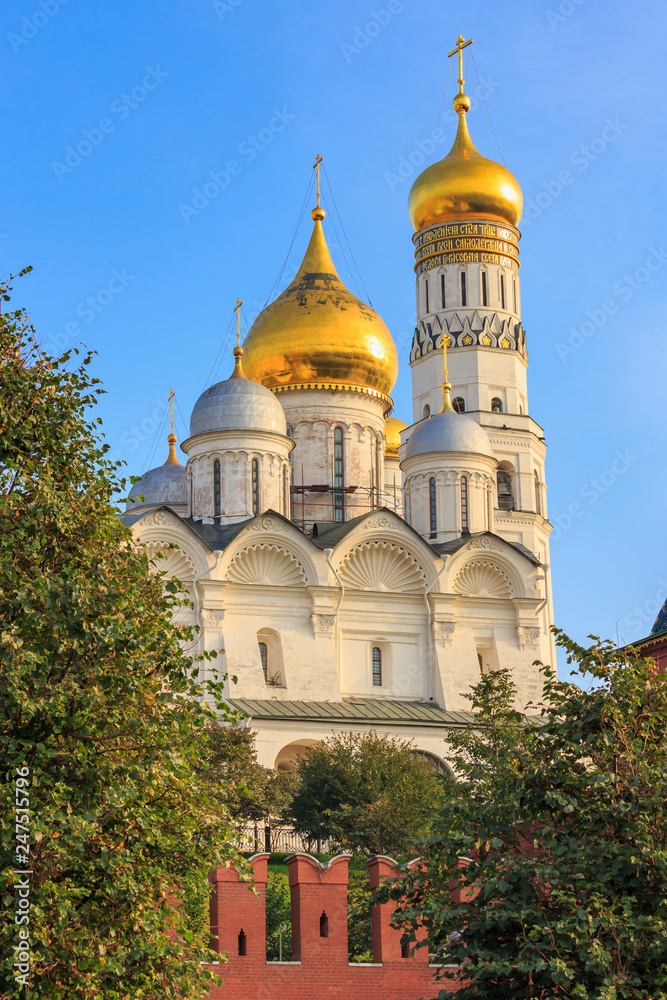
[[288, 482, 403, 535]]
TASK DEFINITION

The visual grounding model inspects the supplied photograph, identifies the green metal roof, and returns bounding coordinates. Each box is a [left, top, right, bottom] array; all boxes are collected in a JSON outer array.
[[227, 697, 476, 728]]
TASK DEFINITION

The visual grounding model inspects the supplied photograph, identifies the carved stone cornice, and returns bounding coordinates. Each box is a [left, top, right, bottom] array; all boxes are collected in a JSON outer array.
[[201, 609, 225, 627], [433, 621, 456, 645], [312, 613, 336, 634], [517, 625, 540, 651]]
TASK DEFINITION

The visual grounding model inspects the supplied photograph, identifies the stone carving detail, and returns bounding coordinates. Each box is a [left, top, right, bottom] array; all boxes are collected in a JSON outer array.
[[469, 535, 500, 551], [201, 610, 225, 627], [339, 541, 427, 594], [433, 621, 456, 645], [246, 515, 287, 533], [140, 510, 173, 527], [363, 515, 401, 531], [312, 613, 336, 634], [517, 626, 541, 651], [228, 544, 307, 587], [141, 540, 196, 584], [453, 560, 513, 599]]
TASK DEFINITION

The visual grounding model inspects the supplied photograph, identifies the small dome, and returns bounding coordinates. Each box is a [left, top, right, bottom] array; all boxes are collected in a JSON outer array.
[[404, 410, 495, 461], [385, 416, 408, 457], [190, 375, 286, 438], [127, 461, 187, 511], [408, 98, 522, 231]]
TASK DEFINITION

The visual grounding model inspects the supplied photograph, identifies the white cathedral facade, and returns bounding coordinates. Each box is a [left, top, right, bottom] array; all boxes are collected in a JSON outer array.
[[122, 65, 555, 771]]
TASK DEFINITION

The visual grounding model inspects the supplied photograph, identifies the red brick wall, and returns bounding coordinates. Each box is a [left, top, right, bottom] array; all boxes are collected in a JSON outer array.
[[207, 852, 459, 1000]]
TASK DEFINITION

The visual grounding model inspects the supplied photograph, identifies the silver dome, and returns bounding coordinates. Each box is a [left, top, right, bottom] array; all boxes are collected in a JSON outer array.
[[190, 377, 286, 437], [126, 461, 187, 510], [404, 410, 495, 460]]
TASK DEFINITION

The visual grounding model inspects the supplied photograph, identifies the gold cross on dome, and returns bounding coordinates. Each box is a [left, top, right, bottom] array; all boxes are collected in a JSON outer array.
[[233, 296, 243, 347], [448, 33, 473, 93], [313, 153, 323, 208], [167, 388, 175, 435]]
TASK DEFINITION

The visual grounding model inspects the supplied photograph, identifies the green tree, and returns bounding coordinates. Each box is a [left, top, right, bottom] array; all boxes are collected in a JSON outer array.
[[379, 636, 667, 999], [199, 721, 300, 823], [286, 730, 444, 857], [0, 274, 242, 999]]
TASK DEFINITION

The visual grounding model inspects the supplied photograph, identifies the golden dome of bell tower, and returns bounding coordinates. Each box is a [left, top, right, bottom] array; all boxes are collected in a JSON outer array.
[[408, 36, 523, 231]]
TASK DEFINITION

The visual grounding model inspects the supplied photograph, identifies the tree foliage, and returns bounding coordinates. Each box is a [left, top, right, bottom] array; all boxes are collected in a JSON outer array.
[[198, 722, 298, 822], [285, 730, 444, 857], [0, 274, 242, 998], [378, 636, 667, 999]]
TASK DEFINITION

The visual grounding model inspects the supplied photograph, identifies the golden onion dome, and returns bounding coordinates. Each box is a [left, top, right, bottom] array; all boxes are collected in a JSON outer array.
[[408, 92, 523, 231], [242, 209, 398, 406], [384, 415, 408, 456]]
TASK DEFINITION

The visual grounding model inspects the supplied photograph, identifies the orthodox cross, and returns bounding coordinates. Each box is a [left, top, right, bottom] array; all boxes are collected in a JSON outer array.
[[448, 33, 473, 93], [313, 153, 323, 208], [168, 388, 175, 435], [233, 296, 243, 347]]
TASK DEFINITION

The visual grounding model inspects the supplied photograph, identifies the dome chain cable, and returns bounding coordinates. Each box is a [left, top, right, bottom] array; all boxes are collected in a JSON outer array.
[[202, 313, 235, 391], [470, 49, 506, 166], [140, 401, 169, 476], [262, 171, 315, 308], [319, 189, 364, 302], [427, 60, 451, 166], [322, 164, 373, 308], [174, 397, 189, 439]]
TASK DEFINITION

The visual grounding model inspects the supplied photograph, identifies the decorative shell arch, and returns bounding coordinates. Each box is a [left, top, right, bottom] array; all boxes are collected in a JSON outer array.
[[140, 540, 197, 585], [227, 543, 308, 587], [452, 559, 513, 599], [338, 541, 427, 593]]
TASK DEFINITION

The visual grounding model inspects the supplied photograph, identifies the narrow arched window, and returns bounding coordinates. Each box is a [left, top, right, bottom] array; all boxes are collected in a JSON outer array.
[[487, 484, 493, 530], [534, 471, 542, 516], [453, 397, 465, 414], [424, 277, 429, 313], [423, 403, 430, 419], [333, 427, 344, 522], [513, 277, 518, 313], [372, 647, 382, 687], [491, 397, 503, 413], [320, 912, 329, 938], [429, 477, 437, 536], [500, 272, 506, 310], [258, 641, 268, 681], [481, 270, 488, 307], [440, 272, 446, 309], [460, 475, 469, 532], [401, 940, 410, 959], [238, 929, 247, 956], [460, 270, 467, 307], [251, 458, 259, 515], [283, 466, 290, 518], [213, 460, 221, 518]]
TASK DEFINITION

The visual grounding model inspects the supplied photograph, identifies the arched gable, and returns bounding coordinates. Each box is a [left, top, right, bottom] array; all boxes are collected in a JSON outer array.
[[442, 533, 541, 601], [217, 511, 321, 587], [328, 508, 441, 591], [129, 507, 211, 578]]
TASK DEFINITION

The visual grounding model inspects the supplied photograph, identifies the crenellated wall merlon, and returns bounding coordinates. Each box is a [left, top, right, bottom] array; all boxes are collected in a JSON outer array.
[[207, 852, 460, 999]]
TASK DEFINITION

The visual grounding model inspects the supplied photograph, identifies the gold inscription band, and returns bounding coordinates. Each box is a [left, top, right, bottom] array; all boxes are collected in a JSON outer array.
[[414, 220, 520, 249], [415, 251, 519, 275], [415, 237, 519, 262]]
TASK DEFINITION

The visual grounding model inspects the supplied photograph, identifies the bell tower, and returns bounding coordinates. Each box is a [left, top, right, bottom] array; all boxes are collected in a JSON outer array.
[[405, 35, 555, 641]]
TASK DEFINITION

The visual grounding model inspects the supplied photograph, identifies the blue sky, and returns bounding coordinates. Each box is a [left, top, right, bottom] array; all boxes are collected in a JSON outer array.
[[2, 0, 666, 671]]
